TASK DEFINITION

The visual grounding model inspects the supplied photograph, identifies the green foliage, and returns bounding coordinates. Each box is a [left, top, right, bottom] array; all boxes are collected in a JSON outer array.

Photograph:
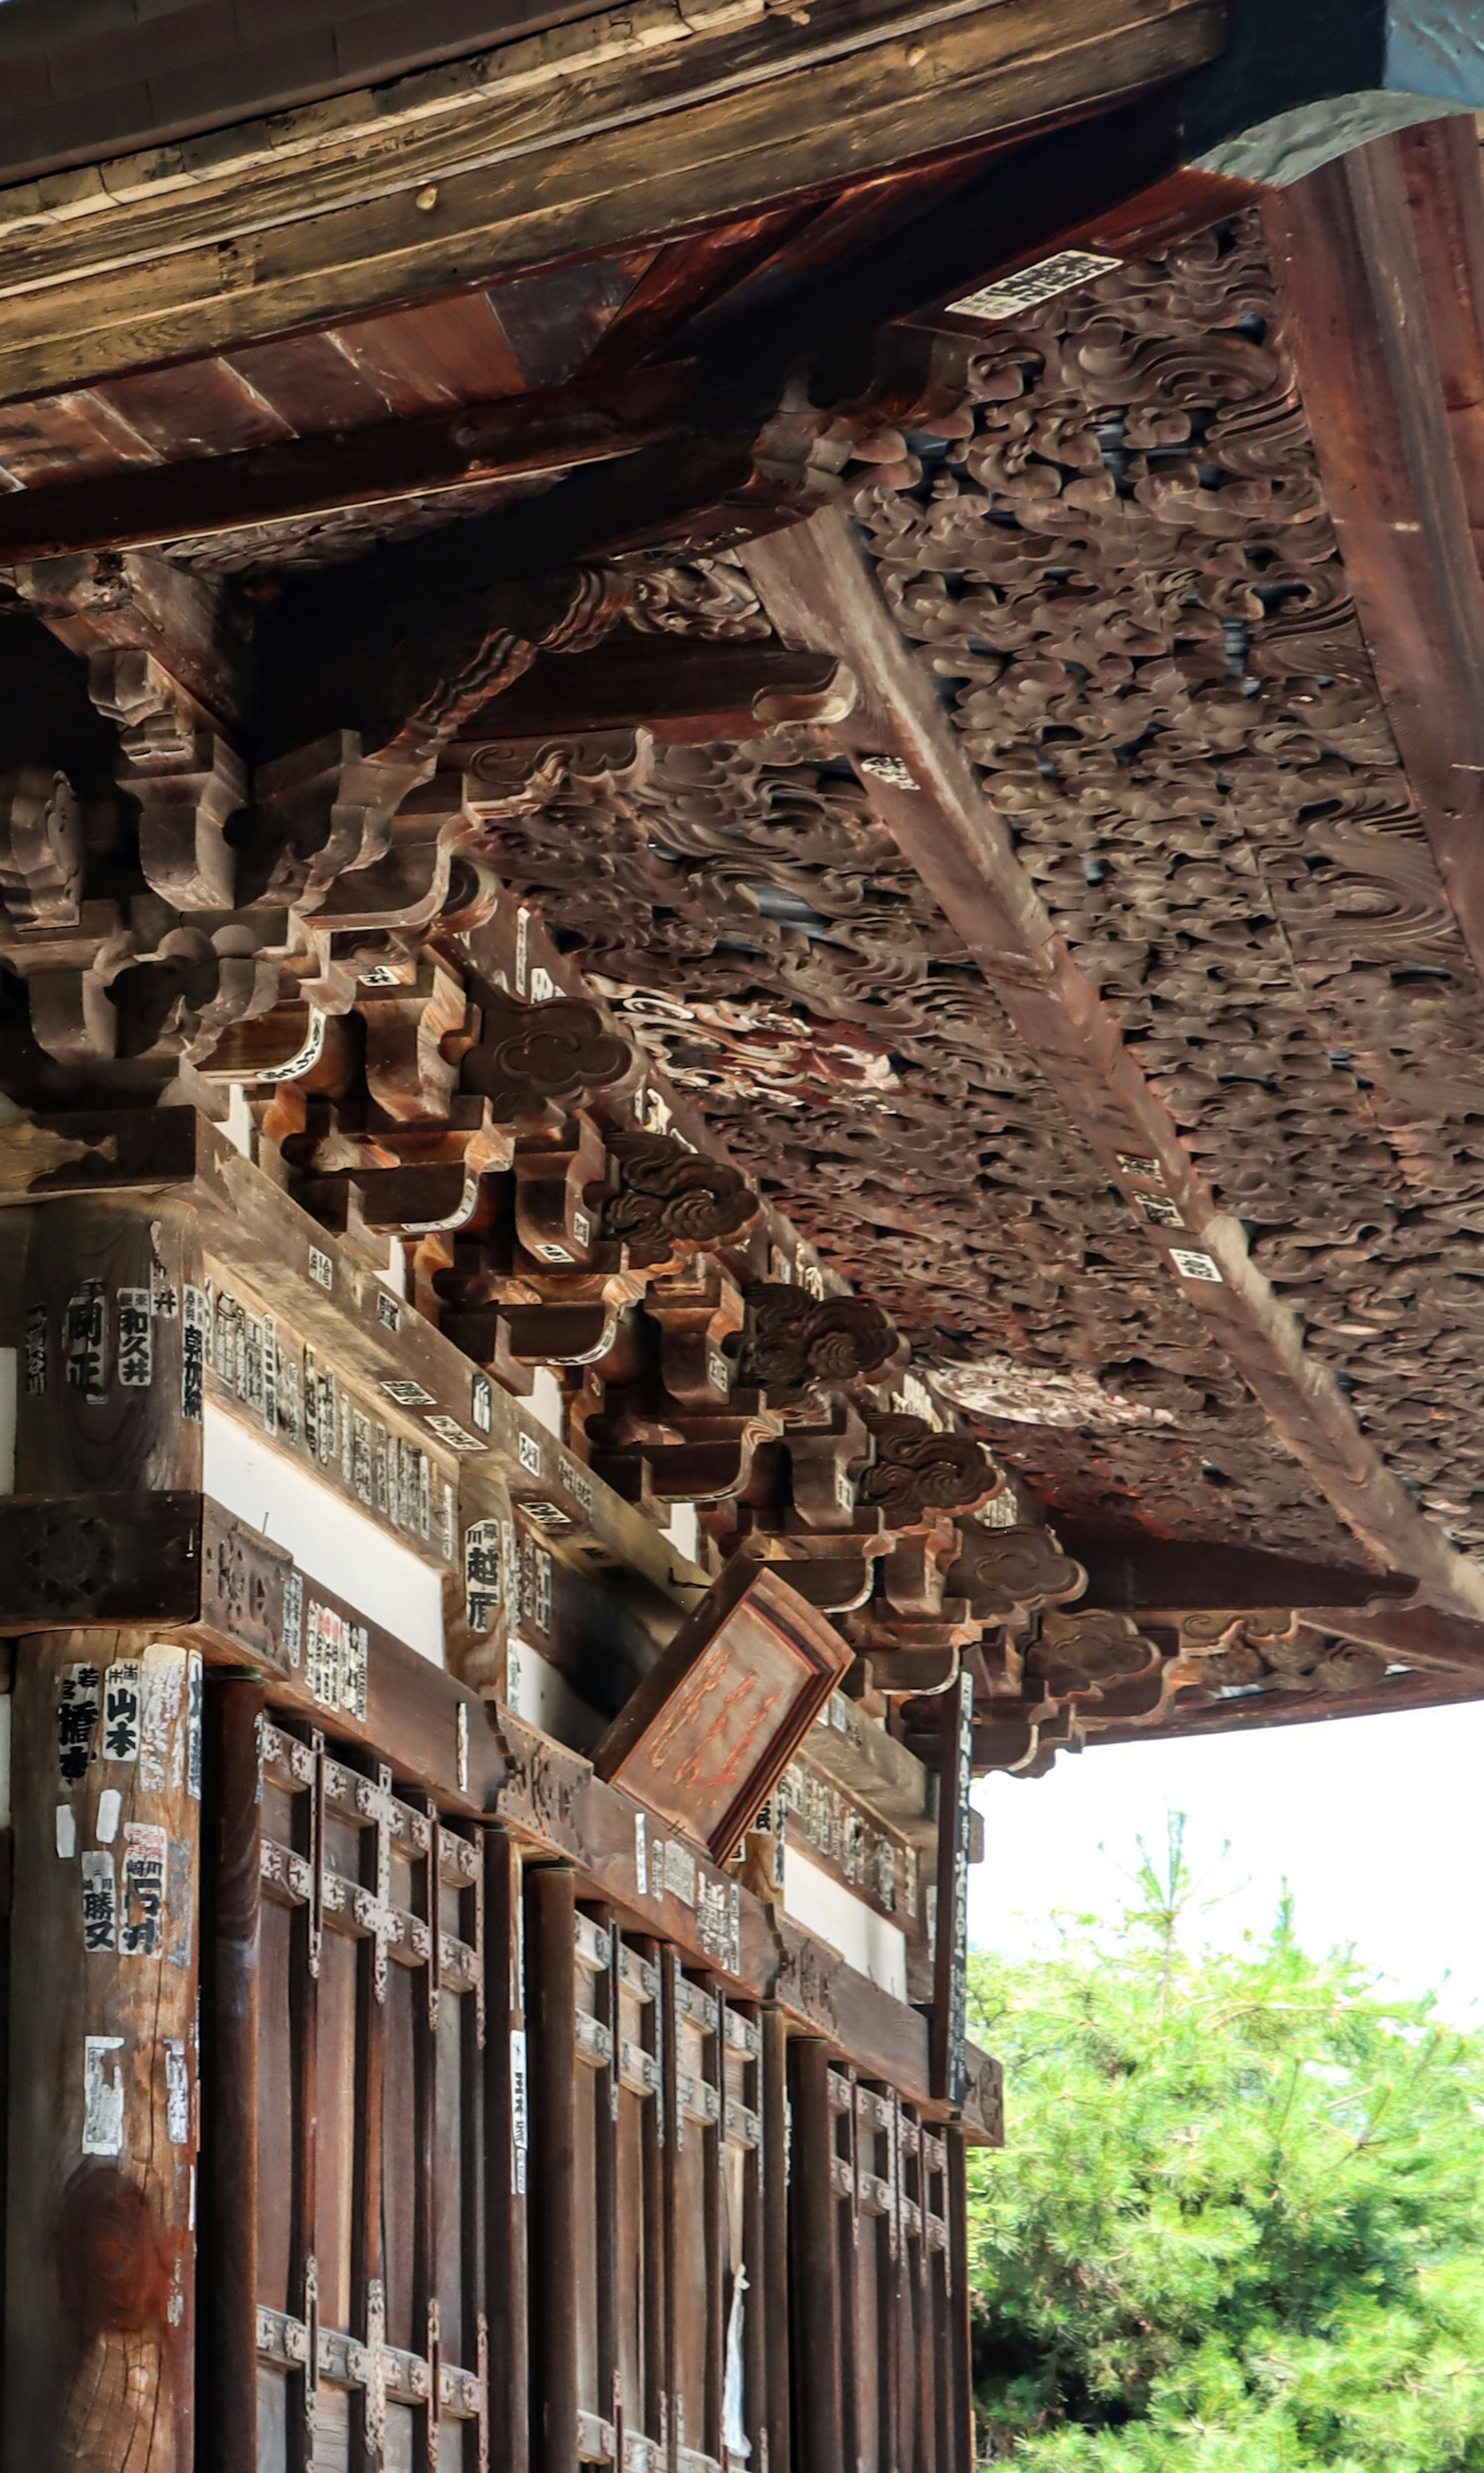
[[967, 1814, 1484, 2471]]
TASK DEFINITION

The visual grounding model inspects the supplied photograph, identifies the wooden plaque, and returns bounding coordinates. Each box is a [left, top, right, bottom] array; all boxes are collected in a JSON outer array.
[[593, 1558, 853, 1861]]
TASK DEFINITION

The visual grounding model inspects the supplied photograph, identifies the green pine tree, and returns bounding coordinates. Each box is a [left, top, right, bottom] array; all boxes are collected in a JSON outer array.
[[967, 1813, 1484, 2471]]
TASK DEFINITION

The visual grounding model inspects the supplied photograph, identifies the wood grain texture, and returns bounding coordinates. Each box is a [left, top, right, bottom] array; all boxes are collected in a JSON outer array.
[[740, 504, 1484, 1618], [3, 1630, 201, 2473], [0, 0, 1223, 400]]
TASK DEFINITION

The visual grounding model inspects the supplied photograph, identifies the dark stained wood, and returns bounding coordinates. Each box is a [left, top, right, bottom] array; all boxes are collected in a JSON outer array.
[[0, 0, 1226, 400], [3, 1629, 202, 2473], [485, 1831, 531, 2473], [788, 2039, 843, 2473], [930, 1669, 973, 2109], [0, 363, 694, 561], [526, 1864, 581, 2473], [199, 1676, 266, 2473], [740, 504, 1484, 1625], [454, 634, 853, 747], [1070, 1538, 1417, 1614], [758, 2009, 791, 2473], [1263, 129, 1484, 1008]]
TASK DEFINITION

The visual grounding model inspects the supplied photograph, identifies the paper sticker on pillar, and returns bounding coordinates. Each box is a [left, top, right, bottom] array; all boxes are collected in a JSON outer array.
[[510, 2028, 528, 2196], [58, 1663, 101, 1782], [82, 1850, 117, 1951], [117, 1288, 153, 1388], [64, 1279, 108, 1403], [1170, 1249, 1224, 1284], [165, 2039, 191, 2145], [24, 1302, 46, 1397], [82, 2036, 126, 2156], [381, 1378, 435, 1408], [181, 1286, 208, 1419], [425, 1412, 484, 1456], [102, 1660, 141, 1763], [121, 1824, 167, 1956], [464, 1519, 502, 1633], [857, 753, 918, 790], [471, 1374, 492, 1435], [1134, 1192, 1184, 1228]]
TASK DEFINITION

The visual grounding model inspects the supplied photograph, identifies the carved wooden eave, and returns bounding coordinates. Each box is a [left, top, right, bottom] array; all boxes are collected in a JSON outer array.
[[7, 47, 1484, 1811]]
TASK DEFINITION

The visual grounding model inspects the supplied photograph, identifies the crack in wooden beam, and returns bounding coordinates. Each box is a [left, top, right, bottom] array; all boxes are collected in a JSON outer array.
[[742, 502, 1484, 1620]]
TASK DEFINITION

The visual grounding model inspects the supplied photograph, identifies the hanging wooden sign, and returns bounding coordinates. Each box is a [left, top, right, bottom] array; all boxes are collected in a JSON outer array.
[[593, 1558, 851, 1862]]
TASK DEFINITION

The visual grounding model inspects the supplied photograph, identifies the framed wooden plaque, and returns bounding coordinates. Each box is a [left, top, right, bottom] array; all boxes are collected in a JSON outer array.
[[593, 1557, 853, 1861]]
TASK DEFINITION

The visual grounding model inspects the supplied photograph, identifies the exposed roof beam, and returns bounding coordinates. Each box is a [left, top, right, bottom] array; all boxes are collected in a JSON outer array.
[[0, 365, 694, 564], [0, 0, 1223, 400], [742, 502, 1484, 1621], [1068, 1538, 1418, 1614]]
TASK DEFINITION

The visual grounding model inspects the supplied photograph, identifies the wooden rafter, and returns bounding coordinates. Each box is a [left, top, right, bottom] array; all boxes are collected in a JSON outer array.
[[741, 503, 1484, 1620]]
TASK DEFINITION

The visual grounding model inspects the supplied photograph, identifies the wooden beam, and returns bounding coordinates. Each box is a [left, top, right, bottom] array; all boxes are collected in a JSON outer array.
[[0, 0, 1224, 402], [0, 365, 694, 562], [454, 634, 856, 747], [741, 505, 1484, 1621], [1069, 1536, 1418, 1613], [1303, 1603, 1484, 1683], [1087, 1661, 1484, 1747], [1263, 122, 1484, 1002]]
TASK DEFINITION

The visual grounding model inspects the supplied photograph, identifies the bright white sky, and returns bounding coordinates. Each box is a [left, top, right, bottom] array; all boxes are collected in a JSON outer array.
[[967, 1700, 1484, 2027]]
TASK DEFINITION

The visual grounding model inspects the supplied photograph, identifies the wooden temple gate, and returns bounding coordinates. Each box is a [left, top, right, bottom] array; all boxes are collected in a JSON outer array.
[[10, 3, 1484, 2470]]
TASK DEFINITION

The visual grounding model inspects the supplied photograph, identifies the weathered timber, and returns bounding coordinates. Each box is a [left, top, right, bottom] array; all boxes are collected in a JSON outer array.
[[454, 635, 856, 747], [788, 2039, 843, 2473], [1070, 1539, 1418, 1614], [526, 1865, 581, 2473], [198, 1677, 265, 2473], [0, 0, 1224, 401], [0, 366, 694, 562], [3, 1630, 202, 2473], [740, 505, 1484, 1618], [0, 1110, 691, 1607], [1263, 123, 1484, 1005], [1088, 1662, 1484, 1747]]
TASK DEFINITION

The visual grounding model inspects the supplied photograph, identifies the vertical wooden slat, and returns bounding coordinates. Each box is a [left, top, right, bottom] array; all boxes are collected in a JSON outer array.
[[789, 2039, 842, 2473], [3, 1629, 203, 2473], [946, 2127, 974, 2473], [527, 1863, 580, 2473], [463, 1831, 489, 2473], [592, 1906, 621, 2453], [485, 1830, 529, 2473], [704, 1984, 725, 2465], [758, 2009, 790, 2473], [351, 1772, 390, 2473], [638, 1935, 669, 2467], [417, 1805, 441, 2473], [200, 1675, 265, 2473], [292, 1729, 325, 2473], [931, 1670, 975, 2109]]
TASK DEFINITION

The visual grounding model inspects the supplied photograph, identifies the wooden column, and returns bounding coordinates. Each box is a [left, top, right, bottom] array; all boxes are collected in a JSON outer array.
[[757, 2009, 790, 2473], [788, 2038, 842, 2473], [3, 1627, 203, 2473], [526, 1864, 579, 2473], [485, 1831, 530, 2473], [946, 2127, 975, 2473], [199, 1674, 266, 2473]]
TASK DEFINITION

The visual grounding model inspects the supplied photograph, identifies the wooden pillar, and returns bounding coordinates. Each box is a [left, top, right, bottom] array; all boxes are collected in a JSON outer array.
[[199, 1674, 265, 2473], [756, 2008, 790, 2473], [788, 2039, 842, 2473], [946, 2127, 974, 2473], [526, 1863, 579, 2473], [485, 1831, 530, 2473], [3, 1627, 203, 2473]]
